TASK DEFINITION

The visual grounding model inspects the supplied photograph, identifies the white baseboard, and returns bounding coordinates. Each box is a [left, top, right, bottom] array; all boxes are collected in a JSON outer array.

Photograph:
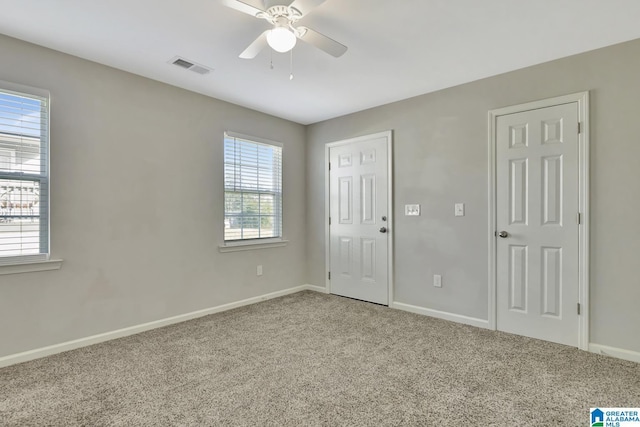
[[394, 304, 639, 364], [391, 302, 490, 330], [589, 343, 640, 364], [13, 285, 634, 369], [303, 284, 329, 294], [0, 285, 312, 369]]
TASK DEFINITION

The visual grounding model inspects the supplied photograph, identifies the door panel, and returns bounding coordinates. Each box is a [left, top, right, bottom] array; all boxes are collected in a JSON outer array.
[[542, 156, 563, 225], [339, 236, 353, 277], [509, 245, 528, 312], [329, 136, 389, 305], [541, 247, 562, 317], [361, 238, 376, 281], [360, 174, 376, 224], [509, 159, 528, 225], [496, 103, 579, 346], [338, 177, 352, 223]]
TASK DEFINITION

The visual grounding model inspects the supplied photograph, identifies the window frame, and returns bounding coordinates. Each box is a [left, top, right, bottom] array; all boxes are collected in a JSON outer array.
[[219, 131, 287, 252], [0, 80, 61, 273]]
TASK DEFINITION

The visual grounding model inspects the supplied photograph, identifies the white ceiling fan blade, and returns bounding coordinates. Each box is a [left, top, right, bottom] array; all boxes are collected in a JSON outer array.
[[297, 26, 347, 57], [221, 0, 264, 17], [239, 30, 270, 59], [289, 0, 326, 16]]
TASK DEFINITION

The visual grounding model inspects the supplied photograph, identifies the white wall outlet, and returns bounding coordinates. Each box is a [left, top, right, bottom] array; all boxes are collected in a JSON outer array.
[[257, 265, 263, 276], [433, 274, 442, 288], [405, 204, 420, 216], [454, 203, 465, 217]]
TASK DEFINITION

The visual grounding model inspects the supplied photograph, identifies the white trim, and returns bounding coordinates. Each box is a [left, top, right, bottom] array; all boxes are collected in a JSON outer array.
[[387, 133, 394, 306], [222, 131, 284, 245], [0, 79, 50, 99], [589, 344, 640, 364], [391, 302, 490, 330], [0, 80, 52, 269], [324, 131, 394, 305], [3, 281, 635, 368], [487, 105, 497, 331], [0, 254, 48, 267], [324, 144, 331, 293], [487, 91, 590, 350], [303, 284, 330, 294], [224, 130, 283, 148], [0, 259, 63, 276], [577, 94, 590, 352], [218, 239, 288, 252], [0, 285, 309, 368]]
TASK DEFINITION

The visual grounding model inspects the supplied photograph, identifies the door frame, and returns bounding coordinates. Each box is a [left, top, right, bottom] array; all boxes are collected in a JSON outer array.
[[324, 130, 394, 305], [487, 92, 590, 350]]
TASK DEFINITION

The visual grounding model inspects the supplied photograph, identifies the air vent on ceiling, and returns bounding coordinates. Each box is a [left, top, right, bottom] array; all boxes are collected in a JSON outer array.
[[169, 56, 213, 75], [189, 65, 211, 75]]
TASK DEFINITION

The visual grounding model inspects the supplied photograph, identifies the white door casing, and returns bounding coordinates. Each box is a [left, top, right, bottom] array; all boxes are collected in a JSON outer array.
[[325, 131, 393, 305], [489, 93, 590, 350]]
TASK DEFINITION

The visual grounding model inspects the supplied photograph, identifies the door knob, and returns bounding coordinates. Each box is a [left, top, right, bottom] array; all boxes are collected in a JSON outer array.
[[498, 231, 508, 238], [379, 227, 388, 233]]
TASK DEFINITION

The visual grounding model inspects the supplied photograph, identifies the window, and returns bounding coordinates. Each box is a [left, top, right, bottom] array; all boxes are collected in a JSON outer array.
[[0, 82, 50, 265], [224, 132, 282, 243]]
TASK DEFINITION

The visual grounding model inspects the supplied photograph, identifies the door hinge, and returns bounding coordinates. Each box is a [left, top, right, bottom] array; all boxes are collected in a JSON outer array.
[[578, 122, 581, 134], [329, 217, 331, 225], [328, 271, 331, 280], [577, 212, 581, 224], [328, 162, 331, 171], [577, 303, 581, 315]]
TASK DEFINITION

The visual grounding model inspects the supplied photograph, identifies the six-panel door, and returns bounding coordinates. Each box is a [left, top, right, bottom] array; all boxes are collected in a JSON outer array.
[[496, 103, 580, 346], [329, 136, 389, 305]]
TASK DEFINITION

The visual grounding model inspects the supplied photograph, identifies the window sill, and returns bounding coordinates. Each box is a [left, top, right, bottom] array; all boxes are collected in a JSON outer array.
[[0, 259, 64, 276], [218, 240, 289, 253]]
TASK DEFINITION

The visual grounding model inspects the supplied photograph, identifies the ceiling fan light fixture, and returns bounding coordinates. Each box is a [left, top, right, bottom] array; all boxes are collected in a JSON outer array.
[[267, 26, 297, 53]]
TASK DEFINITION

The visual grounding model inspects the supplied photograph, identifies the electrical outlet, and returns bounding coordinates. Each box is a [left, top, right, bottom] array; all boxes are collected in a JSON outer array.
[[433, 274, 442, 288], [257, 265, 263, 276]]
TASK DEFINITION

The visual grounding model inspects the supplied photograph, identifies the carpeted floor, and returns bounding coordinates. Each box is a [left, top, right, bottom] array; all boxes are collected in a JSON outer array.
[[1, 291, 639, 426]]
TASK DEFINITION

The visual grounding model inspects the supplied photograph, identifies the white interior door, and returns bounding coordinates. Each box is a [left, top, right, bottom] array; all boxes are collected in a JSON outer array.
[[496, 102, 580, 346], [328, 134, 390, 305]]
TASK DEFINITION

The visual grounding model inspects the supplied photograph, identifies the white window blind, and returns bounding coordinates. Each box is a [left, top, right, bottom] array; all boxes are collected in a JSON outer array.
[[0, 82, 50, 265], [224, 132, 282, 242]]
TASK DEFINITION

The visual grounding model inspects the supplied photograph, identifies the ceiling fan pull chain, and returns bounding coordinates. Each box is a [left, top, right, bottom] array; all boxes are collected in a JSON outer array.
[[270, 48, 274, 70], [289, 49, 294, 80]]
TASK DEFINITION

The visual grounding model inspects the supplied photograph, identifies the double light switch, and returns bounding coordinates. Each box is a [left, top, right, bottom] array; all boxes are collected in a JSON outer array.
[[405, 204, 420, 216]]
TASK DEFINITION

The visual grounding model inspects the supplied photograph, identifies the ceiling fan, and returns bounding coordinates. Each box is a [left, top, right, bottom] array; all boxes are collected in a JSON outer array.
[[223, 0, 348, 59]]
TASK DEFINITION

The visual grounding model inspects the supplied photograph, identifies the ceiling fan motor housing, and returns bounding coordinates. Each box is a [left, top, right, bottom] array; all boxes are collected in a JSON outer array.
[[262, 5, 302, 23]]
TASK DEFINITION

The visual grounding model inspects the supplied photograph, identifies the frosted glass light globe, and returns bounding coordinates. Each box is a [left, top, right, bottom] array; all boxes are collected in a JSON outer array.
[[267, 27, 297, 53]]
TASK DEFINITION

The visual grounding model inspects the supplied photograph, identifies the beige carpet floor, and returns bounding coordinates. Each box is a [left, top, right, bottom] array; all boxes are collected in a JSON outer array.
[[1, 291, 639, 426]]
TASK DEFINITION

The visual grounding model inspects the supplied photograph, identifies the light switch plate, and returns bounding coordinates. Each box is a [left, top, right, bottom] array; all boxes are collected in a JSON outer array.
[[405, 204, 420, 216], [433, 274, 442, 288], [454, 203, 465, 217]]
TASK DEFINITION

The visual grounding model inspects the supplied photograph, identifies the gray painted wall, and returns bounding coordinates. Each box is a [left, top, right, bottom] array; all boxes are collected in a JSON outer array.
[[307, 39, 640, 353], [0, 35, 307, 358], [2, 32, 639, 359]]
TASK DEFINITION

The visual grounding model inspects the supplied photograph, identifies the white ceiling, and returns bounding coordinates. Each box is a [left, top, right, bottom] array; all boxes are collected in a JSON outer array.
[[1, 0, 640, 125]]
